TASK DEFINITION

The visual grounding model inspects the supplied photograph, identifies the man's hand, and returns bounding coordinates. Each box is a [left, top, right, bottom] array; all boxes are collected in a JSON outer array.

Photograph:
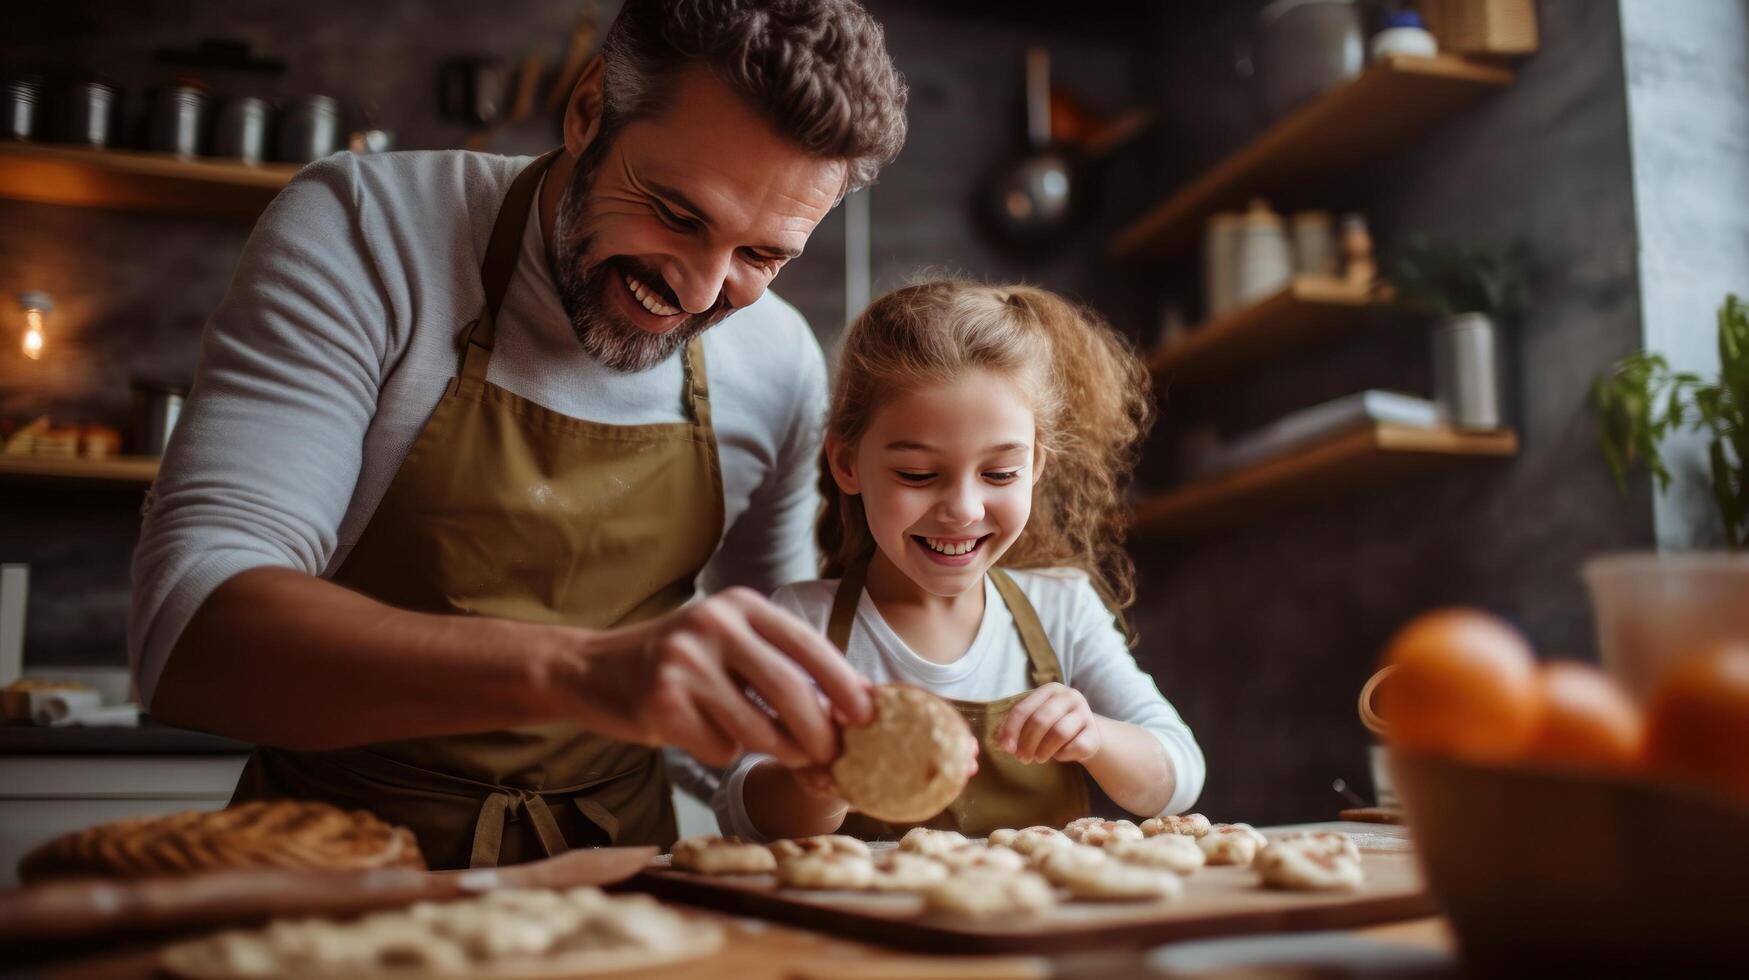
[[559, 587, 874, 768], [996, 682, 1101, 764]]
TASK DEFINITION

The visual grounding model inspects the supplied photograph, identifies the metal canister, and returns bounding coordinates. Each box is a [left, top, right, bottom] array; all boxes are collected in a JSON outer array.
[[147, 83, 208, 158], [130, 379, 188, 456], [59, 79, 118, 147], [4, 78, 43, 141], [275, 94, 340, 163], [1432, 312, 1507, 430], [212, 96, 270, 163]]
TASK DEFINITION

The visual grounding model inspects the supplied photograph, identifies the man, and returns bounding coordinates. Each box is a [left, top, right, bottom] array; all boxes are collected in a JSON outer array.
[[128, 0, 908, 870]]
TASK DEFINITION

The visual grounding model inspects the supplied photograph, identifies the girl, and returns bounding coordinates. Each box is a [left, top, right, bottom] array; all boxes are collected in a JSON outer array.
[[713, 279, 1204, 840]]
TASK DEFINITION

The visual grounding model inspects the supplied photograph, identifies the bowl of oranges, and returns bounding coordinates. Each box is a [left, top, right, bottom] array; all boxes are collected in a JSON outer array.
[[1362, 593, 1749, 970]]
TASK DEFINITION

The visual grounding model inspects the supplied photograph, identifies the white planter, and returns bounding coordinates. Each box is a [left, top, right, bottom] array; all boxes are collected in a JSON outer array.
[[1432, 312, 1506, 430]]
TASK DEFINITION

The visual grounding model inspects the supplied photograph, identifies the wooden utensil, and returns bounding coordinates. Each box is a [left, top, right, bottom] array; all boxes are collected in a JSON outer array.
[[0, 846, 656, 952]]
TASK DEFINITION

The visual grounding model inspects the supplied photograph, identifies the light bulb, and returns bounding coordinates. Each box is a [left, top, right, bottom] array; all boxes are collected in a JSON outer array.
[[22, 308, 44, 360], [17, 292, 51, 361]]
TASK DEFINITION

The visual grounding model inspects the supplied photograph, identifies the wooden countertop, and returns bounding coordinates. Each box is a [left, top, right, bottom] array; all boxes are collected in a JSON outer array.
[[34, 912, 1458, 980]]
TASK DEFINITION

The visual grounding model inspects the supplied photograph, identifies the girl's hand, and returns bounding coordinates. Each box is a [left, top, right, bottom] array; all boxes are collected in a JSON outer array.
[[997, 682, 1102, 763]]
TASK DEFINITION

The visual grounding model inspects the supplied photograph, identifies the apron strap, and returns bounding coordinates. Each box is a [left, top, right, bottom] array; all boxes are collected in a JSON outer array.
[[826, 560, 1065, 690], [468, 787, 571, 869], [681, 338, 712, 428], [461, 148, 563, 382], [988, 567, 1064, 687], [826, 557, 870, 652]]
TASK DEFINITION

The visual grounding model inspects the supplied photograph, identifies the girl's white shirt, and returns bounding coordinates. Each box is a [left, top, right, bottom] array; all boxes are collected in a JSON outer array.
[[711, 567, 1205, 840]]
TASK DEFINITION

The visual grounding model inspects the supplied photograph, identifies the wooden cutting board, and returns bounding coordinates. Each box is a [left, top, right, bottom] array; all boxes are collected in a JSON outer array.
[[629, 847, 1433, 955]]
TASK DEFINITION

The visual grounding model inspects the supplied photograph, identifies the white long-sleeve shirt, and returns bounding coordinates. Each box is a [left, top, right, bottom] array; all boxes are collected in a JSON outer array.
[[712, 567, 1206, 839], [128, 150, 828, 706]]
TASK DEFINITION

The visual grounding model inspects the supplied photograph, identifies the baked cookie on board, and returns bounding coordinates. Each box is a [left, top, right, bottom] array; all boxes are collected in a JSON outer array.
[[922, 869, 1056, 919], [670, 836, 776, 875], [1140, 813, 1212, 839], [1255, 838, 1365, 891], [1107, 834, 1206, 874]]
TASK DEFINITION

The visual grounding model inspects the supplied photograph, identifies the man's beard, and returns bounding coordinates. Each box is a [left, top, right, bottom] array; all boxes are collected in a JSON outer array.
[[549, 140, 736, 373]]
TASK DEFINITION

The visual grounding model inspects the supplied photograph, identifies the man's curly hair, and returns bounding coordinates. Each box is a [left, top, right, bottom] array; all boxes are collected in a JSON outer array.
[[599, 0, 907, 193]]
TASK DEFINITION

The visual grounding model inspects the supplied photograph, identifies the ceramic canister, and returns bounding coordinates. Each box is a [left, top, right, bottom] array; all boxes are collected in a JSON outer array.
[[1232, 198, 1294, 306], [1203, 211, 1243, 320]]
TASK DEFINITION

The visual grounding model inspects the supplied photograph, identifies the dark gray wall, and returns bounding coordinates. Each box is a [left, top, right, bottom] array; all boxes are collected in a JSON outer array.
[[1126, 0, 1656, 823]]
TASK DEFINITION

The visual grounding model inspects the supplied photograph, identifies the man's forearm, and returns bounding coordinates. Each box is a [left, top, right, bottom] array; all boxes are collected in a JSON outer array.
[[150, 566, 582, 751]]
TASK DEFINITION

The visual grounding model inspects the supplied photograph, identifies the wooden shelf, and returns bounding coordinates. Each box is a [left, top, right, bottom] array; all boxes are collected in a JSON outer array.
[[0, 454, 159, 488], [1110, 54, 1514, 262], [0, 142, 299, 221], [1131, 422, 1518, 538], [1150, 276, 1391, 385]]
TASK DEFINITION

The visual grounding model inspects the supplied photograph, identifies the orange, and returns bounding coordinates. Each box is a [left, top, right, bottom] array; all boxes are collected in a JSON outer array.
[[1378, 608, 1540, 761], [1523, 660, 1643, 771], [1644, 642, 1749, 802]]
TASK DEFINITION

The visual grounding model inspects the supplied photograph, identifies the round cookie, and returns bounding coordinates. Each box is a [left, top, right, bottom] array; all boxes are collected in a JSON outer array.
[[1055, 861, 1184, 903], [1140, 813, 1211, 839], [922, 870, 1056, 920], [1266, 830, 1360, 863], [987, 826, 1069, 855], [768, 835, 871, 860], [1197, 824, 1268, 866], [670, 836, 776, 875], [1063, 817, 1144, 847], [1030, 843, 1110, 884], [868, 851, 950, 892], [933, 843, 1027, 873], [775, 853, 875, 891], [1255, 839, 1365, 891], [832, 685, 973, 824], [1107, 834, 1206, 874], [898, 827, 970, 857]]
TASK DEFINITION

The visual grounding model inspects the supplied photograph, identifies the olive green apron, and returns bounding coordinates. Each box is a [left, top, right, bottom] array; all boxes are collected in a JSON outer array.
[[830, 561, 1090, 840], [231, 149, 725, 870]]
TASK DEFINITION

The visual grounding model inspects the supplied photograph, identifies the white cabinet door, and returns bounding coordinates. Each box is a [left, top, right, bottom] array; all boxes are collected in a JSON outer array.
[[0, 754, 246, 886]]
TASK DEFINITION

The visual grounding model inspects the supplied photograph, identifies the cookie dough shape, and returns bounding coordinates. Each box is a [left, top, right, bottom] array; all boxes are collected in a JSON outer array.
[[1030, 843, 1110, 884], [922, 870, 1056, 920], [1063, 817, 1144, 847], [1140, 813, 1212, 839], [832, 684, 973, 823], [1198, 824, 1268, 866], [768, 834, 871, 860], [868, 850, 950, 892], [1107, 834, 1206, 874], [1266, 830, 1360, 863], [160, 887, 722, 980], [1255, 839, 1366, 891], [933, 843, 1027, 873], [670, 836, 776, 875], [775, 853, 875, 891], [1055, 860, 1185, 902], [987, 826, 1070, 855], [898, 827, 970, 857]]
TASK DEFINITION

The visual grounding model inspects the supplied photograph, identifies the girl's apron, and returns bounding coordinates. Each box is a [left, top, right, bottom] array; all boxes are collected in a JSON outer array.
[[829, 561, 1090, 839], [231, 149, 726, 870]]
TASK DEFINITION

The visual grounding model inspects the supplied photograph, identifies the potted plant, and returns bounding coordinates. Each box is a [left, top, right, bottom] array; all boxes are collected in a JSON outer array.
[[1585, 294, 1749, 699], [1388, 238, 1531, 431]]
